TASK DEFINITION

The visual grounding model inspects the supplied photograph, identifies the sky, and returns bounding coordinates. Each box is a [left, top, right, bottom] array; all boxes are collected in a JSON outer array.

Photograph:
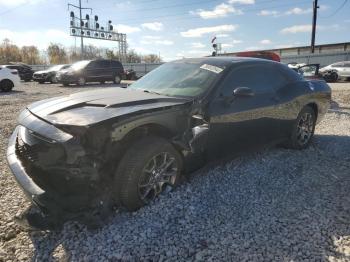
[[0, 0, 349, 61]]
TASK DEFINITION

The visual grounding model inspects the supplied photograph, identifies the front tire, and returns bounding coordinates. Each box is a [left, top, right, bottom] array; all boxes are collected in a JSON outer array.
[[113, 75, 121, 84], [285, 106, 316, 150], [0, 79, 14, 92], [114, 136, 183, 211], [77, 77, 86, 86]]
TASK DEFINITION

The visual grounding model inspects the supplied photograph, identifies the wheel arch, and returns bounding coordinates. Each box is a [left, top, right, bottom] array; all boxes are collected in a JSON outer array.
[[305, 102, 318, 120], [0, 78, 14, 86], [119, 123, 177, 148]]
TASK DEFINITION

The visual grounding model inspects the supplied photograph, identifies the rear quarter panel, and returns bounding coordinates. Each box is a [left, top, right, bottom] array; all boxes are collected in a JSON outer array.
[[277, 79, 331, 124]]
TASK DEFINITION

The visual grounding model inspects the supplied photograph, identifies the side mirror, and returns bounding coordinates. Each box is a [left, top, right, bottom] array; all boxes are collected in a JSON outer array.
[[223, 87, 254, 105], [233, 87, 254, 97]]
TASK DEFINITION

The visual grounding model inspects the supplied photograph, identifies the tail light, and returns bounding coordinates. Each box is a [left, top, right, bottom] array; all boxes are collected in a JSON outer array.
[[11, 70, 18, 75]]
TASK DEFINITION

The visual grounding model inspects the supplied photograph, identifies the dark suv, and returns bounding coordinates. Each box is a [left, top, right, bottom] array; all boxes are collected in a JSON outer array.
[[56, 59, 124, 86], [3, 63, 34, 82]]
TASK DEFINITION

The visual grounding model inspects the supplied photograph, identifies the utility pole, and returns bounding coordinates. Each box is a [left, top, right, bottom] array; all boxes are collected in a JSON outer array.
[[311, 0, 319, 53], [79, 0, 84, 59]]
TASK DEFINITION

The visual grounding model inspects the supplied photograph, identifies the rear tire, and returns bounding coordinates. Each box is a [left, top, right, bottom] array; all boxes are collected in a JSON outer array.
[[284, 106, 316, 150], [0, 79, 14, 92], [114, 136, 183, 211]]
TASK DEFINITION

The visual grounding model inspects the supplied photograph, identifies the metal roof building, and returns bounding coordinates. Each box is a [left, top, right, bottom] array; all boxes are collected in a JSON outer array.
[[222, 42, 350, 66]]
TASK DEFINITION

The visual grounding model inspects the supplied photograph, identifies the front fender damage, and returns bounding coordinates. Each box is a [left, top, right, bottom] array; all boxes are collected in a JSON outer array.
[[17, 105, 211, 230]]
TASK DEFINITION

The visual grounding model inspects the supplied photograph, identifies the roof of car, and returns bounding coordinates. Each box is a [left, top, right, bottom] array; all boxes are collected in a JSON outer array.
[[174, 56, 278, 67]]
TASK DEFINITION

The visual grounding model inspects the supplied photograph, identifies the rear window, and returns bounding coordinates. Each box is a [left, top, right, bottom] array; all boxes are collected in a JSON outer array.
[[280, 64, 303, 81]]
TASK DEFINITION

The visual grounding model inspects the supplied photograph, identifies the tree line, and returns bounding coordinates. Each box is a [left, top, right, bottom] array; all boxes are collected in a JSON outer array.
[[0, 38, 162, 65]]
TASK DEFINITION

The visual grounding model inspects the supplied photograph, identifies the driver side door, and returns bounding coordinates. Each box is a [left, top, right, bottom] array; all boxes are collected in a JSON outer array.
[[206, 63, 287, 159]]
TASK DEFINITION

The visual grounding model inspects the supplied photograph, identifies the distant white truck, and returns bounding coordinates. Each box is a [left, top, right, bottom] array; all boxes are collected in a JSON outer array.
[[0, 66, 21, 92]]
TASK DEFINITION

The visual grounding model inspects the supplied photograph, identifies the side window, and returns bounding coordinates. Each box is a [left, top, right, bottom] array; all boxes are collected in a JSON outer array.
[[332, 62, 344, 68], [86, 61, 96, 69], [221, 64, 286, 96], [111, 61, 122, 68], [95, 60, 110, 68], [298, 65, 318, 77], [343, 62, 350, 68]]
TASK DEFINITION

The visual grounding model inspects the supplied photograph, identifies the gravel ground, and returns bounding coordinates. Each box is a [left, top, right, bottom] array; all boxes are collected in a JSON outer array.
[[1, 81, 350, 261]]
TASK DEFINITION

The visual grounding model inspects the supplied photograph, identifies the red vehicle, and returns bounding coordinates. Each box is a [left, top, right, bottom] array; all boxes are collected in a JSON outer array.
[[236, 51, 281, 62]]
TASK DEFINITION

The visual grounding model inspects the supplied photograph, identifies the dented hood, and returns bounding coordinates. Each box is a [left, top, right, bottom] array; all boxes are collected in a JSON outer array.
[[26, 88, 190, 127]]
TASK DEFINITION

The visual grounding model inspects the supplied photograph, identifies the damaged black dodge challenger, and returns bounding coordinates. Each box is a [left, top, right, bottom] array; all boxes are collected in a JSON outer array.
[[7, 57, 331, 223]]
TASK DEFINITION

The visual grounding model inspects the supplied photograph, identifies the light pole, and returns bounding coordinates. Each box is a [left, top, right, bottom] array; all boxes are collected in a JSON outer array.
[[311, 0, 319, 53]]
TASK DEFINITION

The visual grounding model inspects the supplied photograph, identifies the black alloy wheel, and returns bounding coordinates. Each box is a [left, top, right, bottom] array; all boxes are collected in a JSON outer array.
[[285, 106, 316, 150], [115, 136, 183, 211]]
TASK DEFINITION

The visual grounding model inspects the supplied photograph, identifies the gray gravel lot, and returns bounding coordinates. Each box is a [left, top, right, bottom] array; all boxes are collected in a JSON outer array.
[[1, 81, 350, 261]]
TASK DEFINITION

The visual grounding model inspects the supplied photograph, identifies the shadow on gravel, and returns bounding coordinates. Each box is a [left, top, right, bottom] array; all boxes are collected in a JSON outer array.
[[28, 134, 350, 261]]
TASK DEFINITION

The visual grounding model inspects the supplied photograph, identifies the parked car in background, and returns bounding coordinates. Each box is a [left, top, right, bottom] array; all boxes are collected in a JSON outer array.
[[320, 61, 350, 81], [33, 64, 71, 84], [123, 69, 138, 80], [288, 63, 338, 82], [0, 66, 21, 92], [2, 63, 34, 82], [7, 57, 331, 225], [57, 59, 124, 86]]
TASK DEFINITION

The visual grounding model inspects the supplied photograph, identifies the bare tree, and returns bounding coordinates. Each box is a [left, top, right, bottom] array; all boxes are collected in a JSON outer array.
[[0, 39, 22, 64], [21, 46, 42, 64], [47, 43, 68, 64], [126, 49, 142, 63], [143, 54, 162, 63]]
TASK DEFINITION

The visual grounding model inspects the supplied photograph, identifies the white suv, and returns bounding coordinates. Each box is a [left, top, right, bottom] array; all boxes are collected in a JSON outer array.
[[0, 66, 21, 92], [320, 61, 350, 80]]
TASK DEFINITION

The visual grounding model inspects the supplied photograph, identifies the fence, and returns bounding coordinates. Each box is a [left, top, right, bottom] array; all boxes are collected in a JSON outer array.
[[280, 52, 350, 67], [123, 63, 162, 77], [29, 63, 163, 76], [29, 52, 350, 75]]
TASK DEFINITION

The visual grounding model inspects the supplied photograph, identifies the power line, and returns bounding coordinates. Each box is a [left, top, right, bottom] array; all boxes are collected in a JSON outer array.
[[319, 0, 348, 18], [0, 0, 31, 16]]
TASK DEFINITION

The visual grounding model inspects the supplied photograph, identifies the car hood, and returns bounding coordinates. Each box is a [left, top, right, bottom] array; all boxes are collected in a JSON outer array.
[[26, 88, 190, 127], [58, 69, 71, 74], [34, 70, 52, 74]]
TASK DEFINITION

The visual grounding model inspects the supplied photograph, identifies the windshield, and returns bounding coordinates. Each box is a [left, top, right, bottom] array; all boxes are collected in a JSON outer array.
[[71, 60, 90, 71], [48, 65, 66, 71], [129, 61, 224, 97]]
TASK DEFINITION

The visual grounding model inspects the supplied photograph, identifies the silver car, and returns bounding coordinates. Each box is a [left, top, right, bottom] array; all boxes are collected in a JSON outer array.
[[320, 61, 350, 80]]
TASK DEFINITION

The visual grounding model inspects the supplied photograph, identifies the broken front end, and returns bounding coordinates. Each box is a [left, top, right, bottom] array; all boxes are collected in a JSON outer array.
[[7, 112, 114, 218]]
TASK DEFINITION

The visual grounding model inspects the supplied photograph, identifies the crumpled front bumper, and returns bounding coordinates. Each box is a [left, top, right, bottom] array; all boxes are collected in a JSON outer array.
[[6, 127, 57, 213], [7, 125, 110, 217]]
